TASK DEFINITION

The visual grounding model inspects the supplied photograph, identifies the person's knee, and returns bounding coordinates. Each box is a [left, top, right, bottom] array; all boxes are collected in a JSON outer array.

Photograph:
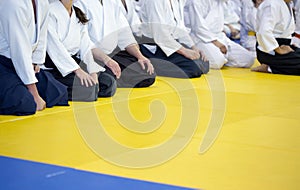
[[98, 85, 116, 97], [209, 56, 226, 69], [3, 93, 37, 116], [16, 96, 37, 116], [134, 77, 156, 88], [230, 55, 255, 68], [98, 73, 117, 97], [243, 55, 256, 68], [187, 71, 201, 78], [185, 66, 202, 78]]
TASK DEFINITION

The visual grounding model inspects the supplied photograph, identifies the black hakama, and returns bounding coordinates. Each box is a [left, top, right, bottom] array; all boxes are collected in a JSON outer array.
[[257, 38, 300, 75], [0, 55, 69, 116], [140, 45, 209, 78], [106, 50, 156, 88], [45, 54, 117, 101]]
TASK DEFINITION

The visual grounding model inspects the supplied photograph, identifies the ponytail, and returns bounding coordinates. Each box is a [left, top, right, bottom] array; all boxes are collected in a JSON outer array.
[[73, 6, 89, 25]]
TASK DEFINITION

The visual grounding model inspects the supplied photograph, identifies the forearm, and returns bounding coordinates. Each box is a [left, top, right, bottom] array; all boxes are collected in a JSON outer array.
[[177, 46, 200, 60], [176, 46, 188, 56], [92, 48, 121, 79], [125, 44, 144, 59], [26, 83, 46, 111], [92, 48, 111, 65], [26, 83, 40, 99]]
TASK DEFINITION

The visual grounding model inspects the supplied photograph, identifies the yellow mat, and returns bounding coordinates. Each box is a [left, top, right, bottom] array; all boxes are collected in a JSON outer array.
[[1, 66, 300, 190]]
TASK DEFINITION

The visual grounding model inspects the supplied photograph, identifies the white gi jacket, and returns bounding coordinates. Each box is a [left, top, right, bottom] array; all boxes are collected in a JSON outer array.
[[239, 0, 257, 50], [256, 0, 295, 54], [294, 0, 300, 33], [75, 0, 136, 55], [223, 1, 241, 32], [139, 0, 195, 56], [185, 0, 226, 44], [0, 0, 49, 85], [119, 0, 143, 36], [46, 1, 104, 77], [291, 0, 300, 47], [242, 1, 257, 32], [185, 0, 254, 69], [228, 0, 242, 16]]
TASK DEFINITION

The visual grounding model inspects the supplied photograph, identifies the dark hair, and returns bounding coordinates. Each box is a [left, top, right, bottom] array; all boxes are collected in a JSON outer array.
[[73, 6, 89, 24], [252, 0, 258, 5]]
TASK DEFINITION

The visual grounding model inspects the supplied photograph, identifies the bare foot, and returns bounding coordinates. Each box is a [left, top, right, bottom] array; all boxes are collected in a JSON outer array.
[[251, 64, 270, 73]]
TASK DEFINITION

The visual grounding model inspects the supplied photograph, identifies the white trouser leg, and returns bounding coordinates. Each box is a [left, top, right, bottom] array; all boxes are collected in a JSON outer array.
[[196, 41, 227, 69]]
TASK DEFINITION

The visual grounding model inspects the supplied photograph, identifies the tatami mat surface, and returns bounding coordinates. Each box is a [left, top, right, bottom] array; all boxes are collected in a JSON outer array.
[[1, 65, 300, 190]]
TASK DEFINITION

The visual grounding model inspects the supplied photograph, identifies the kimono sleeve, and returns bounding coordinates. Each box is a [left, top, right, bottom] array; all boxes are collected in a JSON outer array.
[[145, 0, 183, 56], [185, 0, 216, 43], [117, 5, 137, 50], [79, 25, 105, 74], [32, 1, 49, 64], [256, 4, 279, 53], [1, 4, 37, 85], [46, 11, 80, 77]]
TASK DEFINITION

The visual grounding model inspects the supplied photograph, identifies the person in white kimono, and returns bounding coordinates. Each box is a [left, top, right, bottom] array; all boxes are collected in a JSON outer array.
[[238, 0, 262, 53], [138, 0, 209, 78], [184, 0, 255, 70], [75, 0, 155, 88], [251, 0, 300, 75], [45, 0, 117, 101], [0, 0, 68, 116], [223, 0, 242, 41], [292, 0, 300, 47]]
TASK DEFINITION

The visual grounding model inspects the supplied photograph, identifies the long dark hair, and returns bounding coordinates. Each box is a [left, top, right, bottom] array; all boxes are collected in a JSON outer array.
[[73, 6, 89, 25]]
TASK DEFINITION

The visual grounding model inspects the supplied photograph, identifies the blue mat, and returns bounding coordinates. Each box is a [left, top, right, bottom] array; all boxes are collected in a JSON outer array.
[[0, 156, 197, 190]]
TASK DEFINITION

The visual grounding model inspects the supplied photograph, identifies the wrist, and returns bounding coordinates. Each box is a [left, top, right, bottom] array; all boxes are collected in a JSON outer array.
[[74, 68, 81, 74], [26, 84, 39, 97], [103, 56, 112, 65], [191, 45, 198, 51], [136, 54, 145, 60], [177, 46, 185, 54]]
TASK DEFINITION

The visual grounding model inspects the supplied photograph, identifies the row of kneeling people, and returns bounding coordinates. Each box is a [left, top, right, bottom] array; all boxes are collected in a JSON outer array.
[[0, 0, 299, 116]]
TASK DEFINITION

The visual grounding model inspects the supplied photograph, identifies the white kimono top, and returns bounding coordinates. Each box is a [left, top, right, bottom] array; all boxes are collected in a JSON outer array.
[[223, 1, 241, 31], [139, 0, 195, 57], [238, 0, 257, 48], [241, 0, 257, 32], [119, 0, 143, 36], [0, 0, 49, 85], [228, 0, 242, 17], [46, 1, 104, 77], [75, 0, 136, 55], [294, 0, 300, 33], [184, 0, 226, 44], [256, 0, 295, 53]]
